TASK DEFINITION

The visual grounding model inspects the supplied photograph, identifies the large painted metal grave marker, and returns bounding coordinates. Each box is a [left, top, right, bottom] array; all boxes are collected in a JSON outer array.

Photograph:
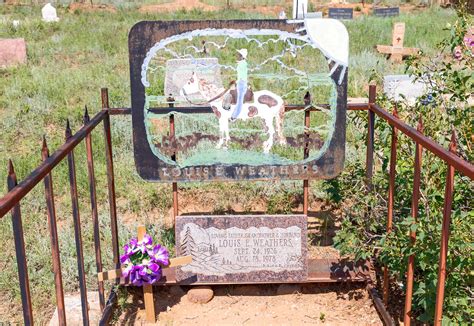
[[129, 20, 348, 182], [175, 215, 307, 283]]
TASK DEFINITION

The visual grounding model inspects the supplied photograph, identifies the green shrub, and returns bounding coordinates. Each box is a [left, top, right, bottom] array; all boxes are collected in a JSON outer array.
[[334, 4, 473, 323]]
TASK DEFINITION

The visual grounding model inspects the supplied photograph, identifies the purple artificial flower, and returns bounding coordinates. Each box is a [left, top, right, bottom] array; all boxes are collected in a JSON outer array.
[[121, 263, 133, 278], [129, 238, 138, 247], [148, 262, 161, 273], [148, 244, 170, 266], [139, 234, 153, 247], [148, 271, 162, 285], [120, 233, 169, 286], [120, 253, 130, 265]]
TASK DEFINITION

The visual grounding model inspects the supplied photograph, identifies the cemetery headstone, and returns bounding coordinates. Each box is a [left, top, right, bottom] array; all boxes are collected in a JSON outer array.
[[383, 75, 426, 104], [373, 7, 399, 17], [305, 12, 323, 19], [328, 7, 353, 19], [0, 38, 27, 68], [42, 3, 59, 22], [175, 215, 308, 283]]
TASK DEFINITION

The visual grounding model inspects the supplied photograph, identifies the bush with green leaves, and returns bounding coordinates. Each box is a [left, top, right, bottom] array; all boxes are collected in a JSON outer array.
[[333, 3, 473, 324]]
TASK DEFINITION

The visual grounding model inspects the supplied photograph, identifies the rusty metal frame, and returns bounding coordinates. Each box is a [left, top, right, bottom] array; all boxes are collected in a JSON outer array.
[[0, 84, 473, 325]]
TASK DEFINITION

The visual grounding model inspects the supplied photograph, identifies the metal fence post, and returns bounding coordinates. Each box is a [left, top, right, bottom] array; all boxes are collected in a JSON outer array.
[[84, 107, 105, 311], [434, 130, 457, 325], [66, 120, 90, 325], [168, 96, 179, 221], [303, 108, 310, 215], [383, 106, 398, 305], [366, 85, 376, 191], [101, 88, 120, 270], [404, 118, 423, 325], [42, 137, 66, 325], [7, 160, 33, 325]]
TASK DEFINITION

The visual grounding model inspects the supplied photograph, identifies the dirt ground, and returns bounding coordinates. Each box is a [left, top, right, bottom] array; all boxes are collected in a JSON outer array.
[[116, 283, 382, 325]]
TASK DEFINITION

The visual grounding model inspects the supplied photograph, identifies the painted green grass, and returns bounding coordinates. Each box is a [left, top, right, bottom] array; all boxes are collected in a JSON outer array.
[[0, 5, 455, 323]]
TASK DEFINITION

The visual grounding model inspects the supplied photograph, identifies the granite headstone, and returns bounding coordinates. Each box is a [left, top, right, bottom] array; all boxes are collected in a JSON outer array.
[[175, 215, 308, 283], [374, 7, 400, 17], [328, 7, 353, 20], [0, 38, 27, 68]]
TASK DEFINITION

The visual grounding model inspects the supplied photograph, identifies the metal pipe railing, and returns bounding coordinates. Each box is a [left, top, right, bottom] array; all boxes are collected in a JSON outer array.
[[1, 85, 473, 325], [0, 110, 107, 218], [365, 85, 473, 325]]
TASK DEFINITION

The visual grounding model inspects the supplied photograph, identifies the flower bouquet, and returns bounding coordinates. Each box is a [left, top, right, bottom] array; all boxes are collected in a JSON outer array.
[[120, 234, 170, 286]]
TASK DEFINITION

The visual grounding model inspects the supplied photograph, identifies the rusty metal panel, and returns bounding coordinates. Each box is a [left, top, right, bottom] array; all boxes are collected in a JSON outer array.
[[129, 20, 348, 182]]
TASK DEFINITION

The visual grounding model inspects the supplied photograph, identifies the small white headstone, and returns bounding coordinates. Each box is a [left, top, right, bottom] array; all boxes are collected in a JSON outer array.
[[384, 75, 426, 104], [305, 12, 323, 19], [12, 20, 20, 28], [42, 3, 59, 23]]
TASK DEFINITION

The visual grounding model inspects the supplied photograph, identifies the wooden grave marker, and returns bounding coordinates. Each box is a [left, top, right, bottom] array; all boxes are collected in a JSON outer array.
[[376, 22, 419, 63], [97, 225, 192, 323]]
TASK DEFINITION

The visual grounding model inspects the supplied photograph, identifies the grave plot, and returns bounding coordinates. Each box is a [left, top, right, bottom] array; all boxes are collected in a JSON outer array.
[[96, 18, 380, 324]]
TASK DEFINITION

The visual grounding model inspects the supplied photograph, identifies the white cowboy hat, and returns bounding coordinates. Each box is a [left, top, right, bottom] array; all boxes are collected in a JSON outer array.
[[236, 48, 248, 59]]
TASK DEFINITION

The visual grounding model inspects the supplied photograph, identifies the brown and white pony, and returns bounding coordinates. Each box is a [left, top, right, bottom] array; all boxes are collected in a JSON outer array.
[[180, 72, 286, 153]]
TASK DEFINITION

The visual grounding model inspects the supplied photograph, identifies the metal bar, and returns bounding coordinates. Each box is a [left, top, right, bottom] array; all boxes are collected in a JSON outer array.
[[369, 103, 474, 179], [108, 108, 132, 115], [433, 131, 457, 326], [171, 122, 179, 220], [110, 102, 369, 116], [404, 118, 423, 325], [383, 106, 399, 305], [367, 283, 396, 326], [84, 108, 105, 312], [366, 85, 376, 192], [7, 160, 34, 325], [168, 96, 179, 221], [101, 88, 120, 269], [42, 137, 66, 325], [0, 110, 106, 218], [303, 109, 310, 215], [66, 121, 90, 325], [98, 286, 118, 326], [145, 103, 369, 115]]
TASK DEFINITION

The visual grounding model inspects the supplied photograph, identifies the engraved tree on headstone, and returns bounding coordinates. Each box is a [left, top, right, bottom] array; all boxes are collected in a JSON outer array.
[[180, 226, 197, 258]]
